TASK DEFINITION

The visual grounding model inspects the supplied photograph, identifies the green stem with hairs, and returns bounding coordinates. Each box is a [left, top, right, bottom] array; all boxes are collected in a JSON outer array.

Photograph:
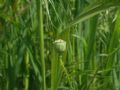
[[59, 55, 73, 89]]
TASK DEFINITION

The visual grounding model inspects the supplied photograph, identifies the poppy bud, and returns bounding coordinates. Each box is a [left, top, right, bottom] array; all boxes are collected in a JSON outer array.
[[53, 39, 66, 53]]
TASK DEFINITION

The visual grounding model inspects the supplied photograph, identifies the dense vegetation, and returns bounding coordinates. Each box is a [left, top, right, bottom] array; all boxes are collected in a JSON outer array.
[[0, 0, 120, 90]]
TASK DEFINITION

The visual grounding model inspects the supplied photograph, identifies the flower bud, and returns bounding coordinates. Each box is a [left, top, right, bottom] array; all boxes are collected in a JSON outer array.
[[53, 39, 66, 53]]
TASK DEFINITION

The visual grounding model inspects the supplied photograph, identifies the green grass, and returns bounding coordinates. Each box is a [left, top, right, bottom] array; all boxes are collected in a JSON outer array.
[[0, 0, 120, 90]]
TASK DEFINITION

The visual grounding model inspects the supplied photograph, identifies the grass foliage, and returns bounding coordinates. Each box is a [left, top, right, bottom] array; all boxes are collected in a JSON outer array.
[[0, 0, 120, 90]]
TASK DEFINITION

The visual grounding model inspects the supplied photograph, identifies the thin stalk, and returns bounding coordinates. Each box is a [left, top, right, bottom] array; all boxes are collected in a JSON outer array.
[[23, 49, 29, 90], [36, 0, 46, 90]]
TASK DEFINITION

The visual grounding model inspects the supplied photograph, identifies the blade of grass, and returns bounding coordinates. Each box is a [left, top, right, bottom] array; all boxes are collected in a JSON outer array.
[[64, 1, 120, 30]]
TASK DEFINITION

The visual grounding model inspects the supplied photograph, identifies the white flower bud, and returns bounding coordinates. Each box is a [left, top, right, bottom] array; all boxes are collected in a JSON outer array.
[[53, 39, 66, 53]]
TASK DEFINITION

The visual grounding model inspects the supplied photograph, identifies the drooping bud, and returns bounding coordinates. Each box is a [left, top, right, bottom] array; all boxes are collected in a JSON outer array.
[[53, 39, 66, 53]]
